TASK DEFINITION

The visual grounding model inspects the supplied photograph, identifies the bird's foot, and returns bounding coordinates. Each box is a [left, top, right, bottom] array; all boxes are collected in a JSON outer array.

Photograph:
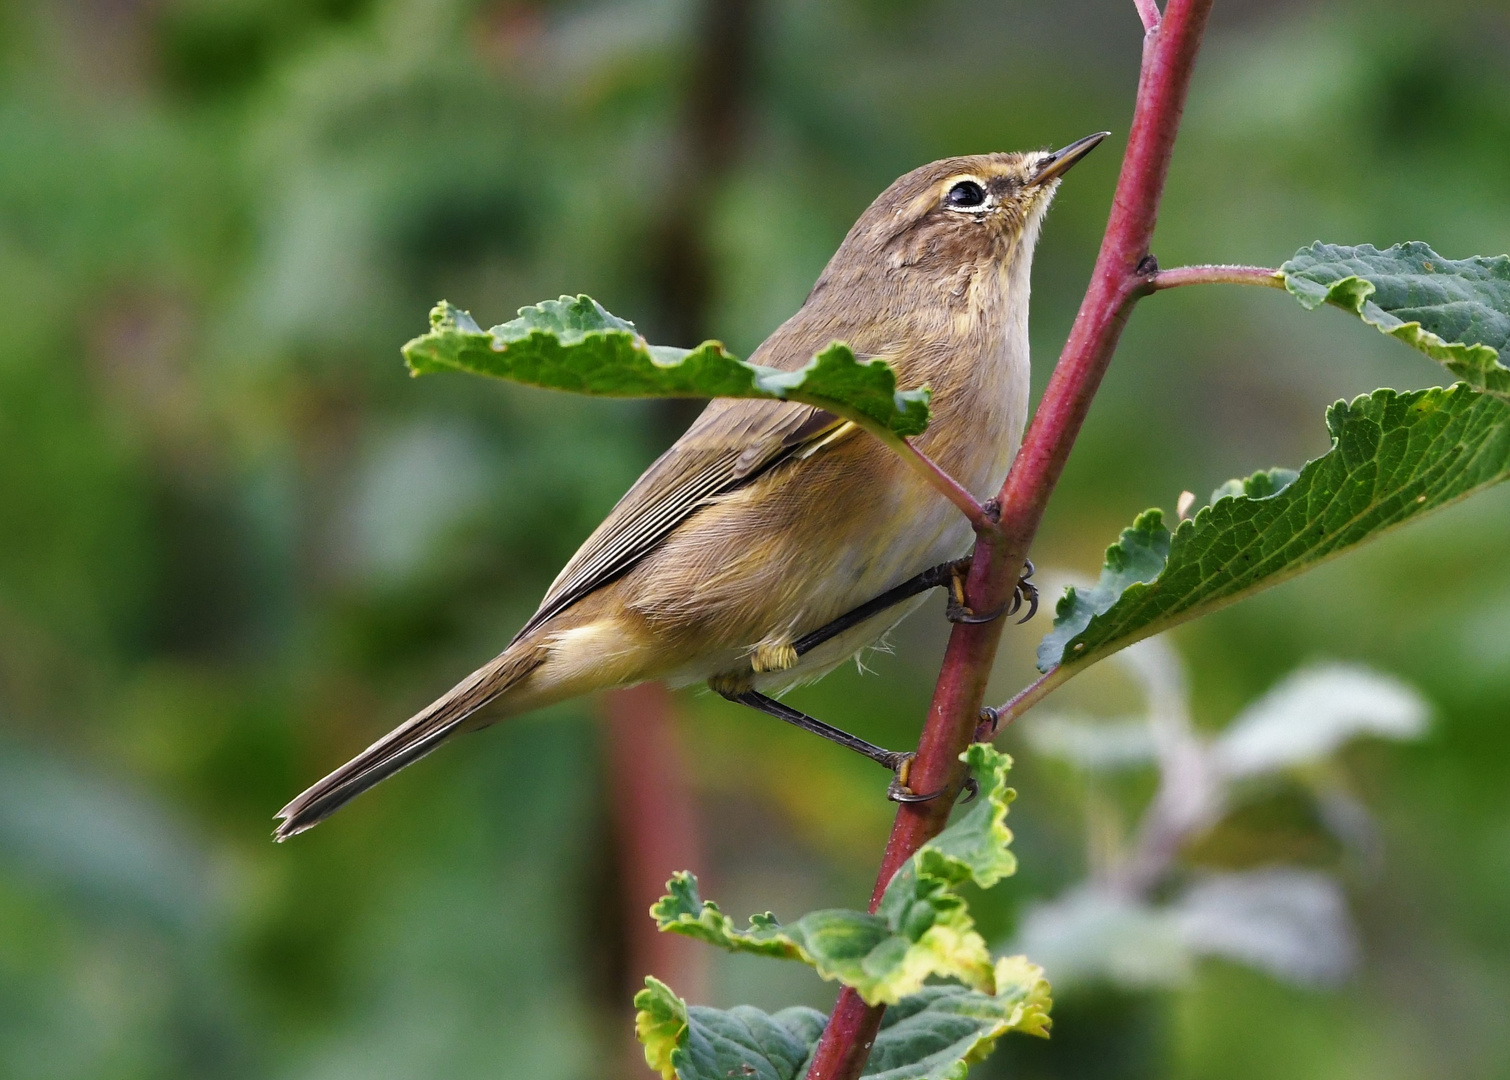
[[883, 751, 978, 804], [944, 558, 1038, 625], [1011, 559, 1039, 624], [883, 752, 945, 803]]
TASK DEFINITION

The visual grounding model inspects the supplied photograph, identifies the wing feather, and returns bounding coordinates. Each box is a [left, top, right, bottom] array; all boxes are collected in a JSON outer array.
[[509, 400, 842, 643]]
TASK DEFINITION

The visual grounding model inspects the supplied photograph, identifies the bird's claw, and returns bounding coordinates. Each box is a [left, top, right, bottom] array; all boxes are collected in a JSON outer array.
[[884, 751, 979, 804], [945, 559, 1038, 625], [945, 596, 1010, 624], [1006, 559, 1039, 624], [885, 753, 945, 803]]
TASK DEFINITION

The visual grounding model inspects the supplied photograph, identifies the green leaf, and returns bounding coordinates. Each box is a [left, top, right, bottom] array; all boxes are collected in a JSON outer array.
[[402, 297, 932, 437], [1281, 242, 1510, 399], [1038, 384, 1510, 674], [1035, 510, 1171, 673], [634, 957, 1050, 1080], [636, 976, 692, 1080], [652, 746, 1017, 1006]]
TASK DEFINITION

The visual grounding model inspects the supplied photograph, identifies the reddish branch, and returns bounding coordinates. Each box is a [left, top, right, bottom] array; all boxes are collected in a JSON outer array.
[[801, 3, 1215, 1077], [604, 685, 707, 1029]]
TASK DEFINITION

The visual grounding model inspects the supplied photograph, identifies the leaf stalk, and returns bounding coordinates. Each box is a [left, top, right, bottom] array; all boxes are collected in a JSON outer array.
[[990, 669, 1064, 729], [892, 436, 994, 531], [1148, 264, 1283, 290]]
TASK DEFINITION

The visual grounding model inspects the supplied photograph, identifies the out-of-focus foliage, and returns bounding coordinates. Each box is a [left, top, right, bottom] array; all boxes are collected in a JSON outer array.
[[2, 0, 1509, 1078], [1013, 640, 1425, 992]]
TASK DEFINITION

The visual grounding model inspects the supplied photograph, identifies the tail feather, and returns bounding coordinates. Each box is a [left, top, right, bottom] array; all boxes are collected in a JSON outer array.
[[274, 646, 544, 841]]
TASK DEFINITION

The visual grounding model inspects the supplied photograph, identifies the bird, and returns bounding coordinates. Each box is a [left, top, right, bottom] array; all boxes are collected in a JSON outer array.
[[274, 133, 1107, 840]]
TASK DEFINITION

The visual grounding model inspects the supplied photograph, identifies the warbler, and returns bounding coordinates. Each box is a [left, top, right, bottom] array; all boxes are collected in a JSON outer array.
[[275, 133, 1106, 839]]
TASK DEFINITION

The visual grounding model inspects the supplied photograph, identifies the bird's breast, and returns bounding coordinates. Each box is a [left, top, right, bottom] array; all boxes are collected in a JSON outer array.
[[621, 275, 1034, 687]]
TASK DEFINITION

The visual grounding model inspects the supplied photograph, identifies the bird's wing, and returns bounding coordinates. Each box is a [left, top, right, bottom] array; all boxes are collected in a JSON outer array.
[[510, 399, 849, 643]]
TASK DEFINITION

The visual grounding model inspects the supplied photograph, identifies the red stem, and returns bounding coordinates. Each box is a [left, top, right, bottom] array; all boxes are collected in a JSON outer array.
[[802, 4, 1214, 1077], [603, 684, 708, 1051], [1133, 0, 1162, 31]]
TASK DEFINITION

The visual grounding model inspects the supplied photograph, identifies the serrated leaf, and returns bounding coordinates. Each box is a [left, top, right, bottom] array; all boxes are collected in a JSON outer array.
[[1281, 242, 1510, 398], [634, 957, 1050, 1080], [1036, 511, 1170, 672], [1038, 384, 1510, 674], [401, 297, 932, 437], [652, 746, 1017, 1006]]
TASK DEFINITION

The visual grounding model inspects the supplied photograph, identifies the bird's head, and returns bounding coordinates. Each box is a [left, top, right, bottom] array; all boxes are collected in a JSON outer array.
[[816, 133, 1109, 294]]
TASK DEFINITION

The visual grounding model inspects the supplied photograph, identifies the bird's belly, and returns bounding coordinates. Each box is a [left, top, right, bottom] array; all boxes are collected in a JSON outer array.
[[755, 504, 973, 693], [650, 454, 985, 692]]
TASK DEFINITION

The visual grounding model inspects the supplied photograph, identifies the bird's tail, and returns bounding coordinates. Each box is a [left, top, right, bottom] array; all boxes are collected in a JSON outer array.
[[274, 645, 545, 841]]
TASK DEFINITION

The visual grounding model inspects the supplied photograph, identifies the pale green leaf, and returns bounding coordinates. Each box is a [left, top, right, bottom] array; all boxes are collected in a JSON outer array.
[[652, 746, 1016, 1006], [636, 976, 691, 1080], [1038, 385, 1510, 674], [634, 957, 1051, 1080], [1281, 242, 1510, 398], [401, 296, 932, 437]]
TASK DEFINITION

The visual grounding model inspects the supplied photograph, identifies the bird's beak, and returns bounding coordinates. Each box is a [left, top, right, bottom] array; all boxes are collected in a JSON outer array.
[[1029, 131, 1111, 186]]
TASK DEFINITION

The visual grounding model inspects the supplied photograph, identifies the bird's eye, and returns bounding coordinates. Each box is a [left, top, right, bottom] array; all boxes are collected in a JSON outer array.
[[945, 180, 986, 208]]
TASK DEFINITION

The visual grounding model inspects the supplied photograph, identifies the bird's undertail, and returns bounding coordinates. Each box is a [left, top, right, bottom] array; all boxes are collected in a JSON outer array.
[[273, 645, 545, 841]]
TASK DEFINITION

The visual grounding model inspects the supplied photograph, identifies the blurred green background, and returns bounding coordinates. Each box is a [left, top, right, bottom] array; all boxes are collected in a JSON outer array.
[[3, 0, 1509, 1076]]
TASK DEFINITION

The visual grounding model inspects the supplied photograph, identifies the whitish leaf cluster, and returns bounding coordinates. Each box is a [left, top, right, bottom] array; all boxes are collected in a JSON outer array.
[[1016, 641, 1425, 992]]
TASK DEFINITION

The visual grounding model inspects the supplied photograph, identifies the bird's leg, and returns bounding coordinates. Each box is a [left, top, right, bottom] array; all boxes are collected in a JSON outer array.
[[716, 687, 943, 803], [789, 557, 1039, 660], [789, 559, 967, 658], [738, 558, 1036, 804]]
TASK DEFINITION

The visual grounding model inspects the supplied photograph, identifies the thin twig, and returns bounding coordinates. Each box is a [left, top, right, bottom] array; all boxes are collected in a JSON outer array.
[[1133, 0, 1162, 31], [1149, 264, 1283, 291], [841, 420, 993, 531], [802, 3, 1215, 1077], [989, 669, 1063, 730], [896, 437, 993, 530]]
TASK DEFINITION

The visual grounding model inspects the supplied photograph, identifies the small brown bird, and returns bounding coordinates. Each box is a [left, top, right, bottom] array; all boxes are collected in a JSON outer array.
[[275, 134, 1106, 839]]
